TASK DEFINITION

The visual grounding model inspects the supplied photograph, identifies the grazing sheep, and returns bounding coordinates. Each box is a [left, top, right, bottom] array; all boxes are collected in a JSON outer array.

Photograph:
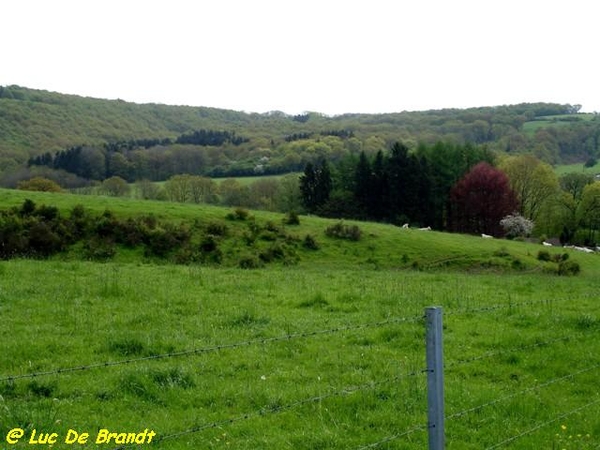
[[481, 233, 493, 239], [402, 223, 410, 229], [418, 226, 431, 231], [542, 241, 553, 247], [565, 245, 594, 253]]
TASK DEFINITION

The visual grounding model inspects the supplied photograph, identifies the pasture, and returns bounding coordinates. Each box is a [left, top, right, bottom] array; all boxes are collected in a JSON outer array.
[[522, 113, 596, 136], [554, 162, 599, 177], [1, 190, 599, 449]]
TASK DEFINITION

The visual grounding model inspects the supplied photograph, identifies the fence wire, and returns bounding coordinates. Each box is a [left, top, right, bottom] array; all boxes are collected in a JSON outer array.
[[4, 297, 599, 449], [0, 313, 424, 383], [3, 295, 594, 383], [446, 362, 600, 422], [446, 328, 598, 369], [353, 423, 427, 449], [445, 294, 596, 317], [111, 368, 426, 449], [485, 396, 600, 449]]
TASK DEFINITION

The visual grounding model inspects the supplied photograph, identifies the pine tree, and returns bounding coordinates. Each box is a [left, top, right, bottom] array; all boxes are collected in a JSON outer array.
[[370, 150, 389, 220], [300, 162, 317, 212], [300, 160, 332, 213], [354, 151, 371, 216]]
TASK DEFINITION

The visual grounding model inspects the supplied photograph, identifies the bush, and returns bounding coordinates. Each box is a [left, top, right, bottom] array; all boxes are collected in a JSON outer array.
[[537, 250, 551, 261], [259, 244, 286, 263], [226, 207, 250, 221], [17, 177, 62, 192], [199, 235, 219, 253], [116, 218, 146, 247], [553, 253, 569, 263], [511, 258, 525, 271], [34, 205, 60, 222], [264, 221, 280, 233], [283, 211, 300, 225], [558, 260, 580, 276], [143, 224, 190, 258], [238, 255, 263, 269], [20, 199, 36, 216], [68, 205, 93, 239], [325, 222, 362, 241], [258, 230, 278, 241], [205, 221, 228, 237], [101, 176, 130, 197], [28, 222, 63, 256], [500, 213, 534, 238], [303, 234, 320, 250], [84, 237, 116, 261], [96, 211, 120, 239]]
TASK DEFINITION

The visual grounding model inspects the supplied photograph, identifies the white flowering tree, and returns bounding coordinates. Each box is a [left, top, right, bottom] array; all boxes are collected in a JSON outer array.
[[500, 213, 534, 238]]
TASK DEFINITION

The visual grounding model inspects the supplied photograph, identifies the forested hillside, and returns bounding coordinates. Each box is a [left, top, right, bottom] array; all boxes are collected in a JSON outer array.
[[1, 85, 599, 185]]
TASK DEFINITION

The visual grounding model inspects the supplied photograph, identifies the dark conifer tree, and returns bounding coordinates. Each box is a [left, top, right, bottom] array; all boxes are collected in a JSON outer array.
[[354, 151, 371, 216], [300, 162, 317, 212], [300, 160, 332, 213], [369, 150, 389, 220], [315, 159, 332, 208]]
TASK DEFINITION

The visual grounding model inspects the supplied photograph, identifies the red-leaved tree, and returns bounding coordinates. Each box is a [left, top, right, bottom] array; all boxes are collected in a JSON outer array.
[[449, 162, 519, 236]]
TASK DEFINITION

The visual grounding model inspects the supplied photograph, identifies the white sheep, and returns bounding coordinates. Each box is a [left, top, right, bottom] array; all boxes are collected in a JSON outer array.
[[481, 233, 493, 239], [418, 226, 431, 231]]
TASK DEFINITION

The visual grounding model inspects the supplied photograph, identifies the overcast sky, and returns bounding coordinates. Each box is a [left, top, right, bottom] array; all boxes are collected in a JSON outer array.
[[2, 0, 599, 115]]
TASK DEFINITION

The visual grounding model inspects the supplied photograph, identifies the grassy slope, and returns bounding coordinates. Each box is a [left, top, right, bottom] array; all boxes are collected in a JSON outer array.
[[0, 187, 591, 273], [0, 87, 258, 147], [522, 113, 596, 136], [1, 190, 599, 449], [554, 162, 600, 176]]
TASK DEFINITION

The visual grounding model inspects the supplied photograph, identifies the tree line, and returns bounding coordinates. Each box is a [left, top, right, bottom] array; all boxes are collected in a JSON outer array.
[[300, 142, 495, 229], [298, 142, 600, 245], [3, 86, 600, 182], [32, 138, 600, 246], [27, 129, 251, 182]]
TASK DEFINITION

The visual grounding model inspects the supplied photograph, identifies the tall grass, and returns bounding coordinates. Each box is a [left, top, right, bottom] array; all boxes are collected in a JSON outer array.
[[1, 189, 599, 448], [1, 259, 599, 449]]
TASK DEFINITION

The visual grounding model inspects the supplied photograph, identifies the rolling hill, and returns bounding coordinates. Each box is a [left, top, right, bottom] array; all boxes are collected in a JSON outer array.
[[1, 85, 599, 181]]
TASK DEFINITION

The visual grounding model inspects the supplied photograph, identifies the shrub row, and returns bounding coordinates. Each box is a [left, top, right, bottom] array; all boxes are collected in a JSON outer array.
[[0, 200, 194, 261], [537, 249, 580, 276], [0, 201, 318, 267]]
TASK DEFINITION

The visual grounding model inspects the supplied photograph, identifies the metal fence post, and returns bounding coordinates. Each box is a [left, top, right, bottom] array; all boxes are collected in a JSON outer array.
[[426, 307, 445, 450]]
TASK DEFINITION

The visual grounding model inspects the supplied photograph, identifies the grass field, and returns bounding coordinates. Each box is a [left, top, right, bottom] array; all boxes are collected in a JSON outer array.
[[1, 190, 600, 449], [214, 173, 300, 186], [554, 162, 599, 177], [523, 113, 596, 136]]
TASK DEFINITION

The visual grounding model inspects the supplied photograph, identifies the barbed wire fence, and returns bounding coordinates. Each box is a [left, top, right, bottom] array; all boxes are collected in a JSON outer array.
[[1, 296, 599, 449]]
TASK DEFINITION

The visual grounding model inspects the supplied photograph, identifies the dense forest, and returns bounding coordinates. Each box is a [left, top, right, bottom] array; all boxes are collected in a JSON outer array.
[[1, 85, 599, 186], [3, 85, 600, 245]]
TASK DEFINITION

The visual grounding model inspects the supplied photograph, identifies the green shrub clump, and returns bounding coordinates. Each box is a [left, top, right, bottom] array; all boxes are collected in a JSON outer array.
[[226, 208, 250, 221], [303, 234, 320, 250], [558, 260, 580, 276], [283, 211, 300, 225], [325, 222, 362, 241], [537, 250, 551, 261]]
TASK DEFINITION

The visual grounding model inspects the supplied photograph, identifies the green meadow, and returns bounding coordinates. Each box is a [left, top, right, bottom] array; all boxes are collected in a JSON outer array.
[[554, 162, 599, 177], [1, 190, 599, 449], [522, 113, 596, 136]]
